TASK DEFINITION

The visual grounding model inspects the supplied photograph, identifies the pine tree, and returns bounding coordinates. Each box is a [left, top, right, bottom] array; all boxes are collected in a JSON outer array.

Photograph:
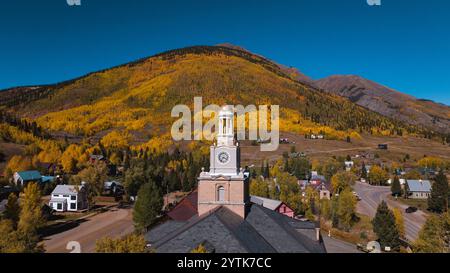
[[391, 176, 402, 197], [133, 181, 163, 233], [361, 162, 367, 179], [428, 171, 449, 213], [372, 201, 400, 250]]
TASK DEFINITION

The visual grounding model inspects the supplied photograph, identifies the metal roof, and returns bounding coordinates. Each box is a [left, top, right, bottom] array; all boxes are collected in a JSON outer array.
[[16, 170, 42, 181], [250, 196, 282, 210], [406, 180, 432, 192]]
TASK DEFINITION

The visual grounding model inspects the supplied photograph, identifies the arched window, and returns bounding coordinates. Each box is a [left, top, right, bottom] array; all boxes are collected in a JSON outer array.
[[217, 186, 225, 202]]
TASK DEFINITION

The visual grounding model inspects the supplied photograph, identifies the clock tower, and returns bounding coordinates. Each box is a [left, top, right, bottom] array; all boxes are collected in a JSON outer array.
[[197, 106, 250, 218]]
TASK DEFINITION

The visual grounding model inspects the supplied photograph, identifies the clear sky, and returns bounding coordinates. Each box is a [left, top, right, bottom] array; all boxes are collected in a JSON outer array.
[[0, 0, 449, 105]]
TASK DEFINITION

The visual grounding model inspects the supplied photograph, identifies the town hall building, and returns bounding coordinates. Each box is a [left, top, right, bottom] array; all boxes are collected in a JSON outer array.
[[146, 106, 327, 253]]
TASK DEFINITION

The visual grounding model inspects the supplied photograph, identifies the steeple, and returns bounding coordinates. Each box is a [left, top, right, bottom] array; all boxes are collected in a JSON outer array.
[[197, 105, 250, 219]]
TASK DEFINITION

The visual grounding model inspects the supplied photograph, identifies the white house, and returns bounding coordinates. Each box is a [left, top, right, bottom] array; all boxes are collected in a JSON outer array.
[[405, 180, 432, 199], [344, 161, 354, 171], [49, 184, 88, 212]]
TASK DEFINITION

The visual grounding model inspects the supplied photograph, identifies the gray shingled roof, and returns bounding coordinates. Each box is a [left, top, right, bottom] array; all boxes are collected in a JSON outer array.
[[147, 204, 326, 253], [52, 185, 82, 195], [407, 180, 432, 192]]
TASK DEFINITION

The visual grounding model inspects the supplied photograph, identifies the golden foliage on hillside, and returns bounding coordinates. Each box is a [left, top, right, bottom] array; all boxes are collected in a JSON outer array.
[[11, 46, 410, 141]]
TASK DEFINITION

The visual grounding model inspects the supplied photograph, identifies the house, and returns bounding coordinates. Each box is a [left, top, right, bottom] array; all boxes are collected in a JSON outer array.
[[405, 180, 432, 199], [36, 162, 57, 175], [317, 184, 331, 200], [344, 161, 354, 171], [49, 184, 88, 212], [166, 189, 198, 221], [310, 174, 326, 186], [13, 170, 54, 187], [250, 195, 295, 218], [146, 107, 326, 253]]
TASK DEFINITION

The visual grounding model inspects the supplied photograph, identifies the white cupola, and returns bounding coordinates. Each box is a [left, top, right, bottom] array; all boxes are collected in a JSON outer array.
[[217, 106, 234, 147]]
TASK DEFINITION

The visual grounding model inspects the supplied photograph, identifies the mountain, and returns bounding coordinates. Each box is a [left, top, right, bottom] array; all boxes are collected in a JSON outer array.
[[315, 75, 450, 134], [0, 45, 435, 143]]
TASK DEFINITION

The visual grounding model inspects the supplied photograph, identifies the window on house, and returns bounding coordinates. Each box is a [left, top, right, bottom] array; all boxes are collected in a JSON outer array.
[[63, 195, 69, 198], [71, 195, 76, 201], [57, 203, 62, 210], [217, 186, 225, 202], [70, 203, 76, 210]]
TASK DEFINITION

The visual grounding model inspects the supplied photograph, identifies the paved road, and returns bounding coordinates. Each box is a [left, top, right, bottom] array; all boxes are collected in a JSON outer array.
[[322, 234, 362, 253], [354, 182, 427, 242], [43, 208, 134, 253]]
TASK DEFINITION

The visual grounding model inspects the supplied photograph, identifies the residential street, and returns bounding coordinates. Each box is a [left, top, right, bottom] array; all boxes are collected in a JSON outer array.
[[43, 207, 134, 253], [353, 182, 427, 242]]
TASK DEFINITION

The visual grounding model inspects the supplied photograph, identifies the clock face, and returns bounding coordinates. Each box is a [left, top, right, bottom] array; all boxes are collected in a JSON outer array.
[[218, 152, 230, 164]]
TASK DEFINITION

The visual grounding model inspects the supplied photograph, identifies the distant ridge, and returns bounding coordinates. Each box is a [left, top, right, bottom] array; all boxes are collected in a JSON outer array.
[[315, 75, 450, 134]]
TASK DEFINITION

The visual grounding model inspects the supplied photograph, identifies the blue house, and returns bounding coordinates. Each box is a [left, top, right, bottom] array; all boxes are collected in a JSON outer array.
[[13, 170, 54, 187]]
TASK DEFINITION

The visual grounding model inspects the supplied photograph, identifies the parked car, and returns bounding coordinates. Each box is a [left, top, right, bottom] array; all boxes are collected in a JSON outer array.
[[405, 207, 418, 214]]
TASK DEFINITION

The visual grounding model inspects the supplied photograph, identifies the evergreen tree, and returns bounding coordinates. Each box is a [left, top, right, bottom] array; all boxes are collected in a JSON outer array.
[[372, 201, 400, 250], [391, 176, 402, 197], [361, 162, 367, 179], [264, 162, 270, 179], [133, 181, 163, 233], [428, 171, 449, 213]]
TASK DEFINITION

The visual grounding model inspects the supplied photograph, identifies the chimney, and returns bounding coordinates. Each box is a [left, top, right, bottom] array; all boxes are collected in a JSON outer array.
[[315, 227, 321, 242]]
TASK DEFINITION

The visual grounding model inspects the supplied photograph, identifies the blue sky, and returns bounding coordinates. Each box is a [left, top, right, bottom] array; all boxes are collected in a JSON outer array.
[[0, 0, 449, 105]]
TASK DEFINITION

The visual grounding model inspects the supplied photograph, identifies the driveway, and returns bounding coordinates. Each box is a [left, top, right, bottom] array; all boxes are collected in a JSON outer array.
[[43, 207, 134, 253], [353, 182, 427, 242]]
